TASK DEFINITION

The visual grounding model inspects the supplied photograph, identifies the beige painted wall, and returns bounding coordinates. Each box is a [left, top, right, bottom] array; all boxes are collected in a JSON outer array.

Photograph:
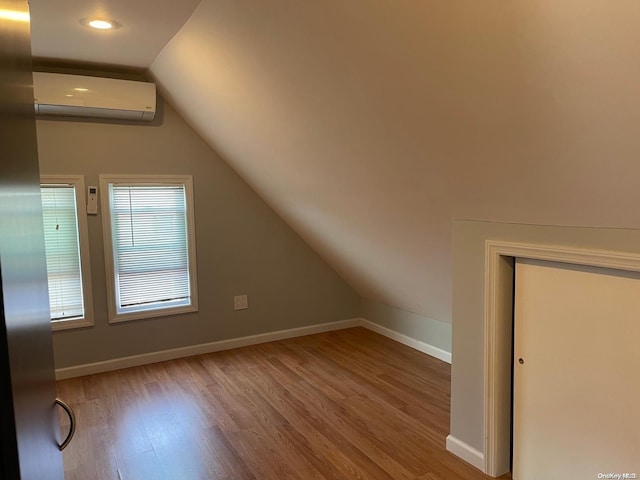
[[150, 0, 640, 332], [37, 99, 360, 369], [451, 219, 640, 454], [361, 299, 451, 353]]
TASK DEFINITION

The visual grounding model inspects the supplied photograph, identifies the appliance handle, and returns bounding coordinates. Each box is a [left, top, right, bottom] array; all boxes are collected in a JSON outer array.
[[55, 398, 76, 451]]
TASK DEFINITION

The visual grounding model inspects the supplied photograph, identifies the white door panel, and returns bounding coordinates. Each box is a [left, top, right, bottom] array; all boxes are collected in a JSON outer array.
[[513, 258, 640, 480]]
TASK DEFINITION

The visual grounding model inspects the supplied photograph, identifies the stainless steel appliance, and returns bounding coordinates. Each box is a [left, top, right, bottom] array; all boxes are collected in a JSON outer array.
[[1, 0, 71, 478]]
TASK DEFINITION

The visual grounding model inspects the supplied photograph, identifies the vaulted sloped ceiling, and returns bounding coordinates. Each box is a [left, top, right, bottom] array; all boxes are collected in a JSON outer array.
[[151, 0, 640, 323]]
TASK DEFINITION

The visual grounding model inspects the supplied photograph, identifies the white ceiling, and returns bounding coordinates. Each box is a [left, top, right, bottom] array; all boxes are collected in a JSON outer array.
[[28, 0, 640, 325], [29, 0, 201, 67]]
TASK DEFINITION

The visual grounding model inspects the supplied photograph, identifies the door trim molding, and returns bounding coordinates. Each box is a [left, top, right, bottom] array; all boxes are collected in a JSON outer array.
[[484, 240, 640, 476]]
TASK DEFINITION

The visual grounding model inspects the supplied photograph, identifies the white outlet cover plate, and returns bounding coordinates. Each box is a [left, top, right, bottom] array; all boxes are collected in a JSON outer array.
[[234, 295, 248, 310]]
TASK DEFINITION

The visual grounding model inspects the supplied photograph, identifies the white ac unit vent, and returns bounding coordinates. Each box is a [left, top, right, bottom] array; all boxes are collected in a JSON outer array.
[[33, 72, 156, 121]]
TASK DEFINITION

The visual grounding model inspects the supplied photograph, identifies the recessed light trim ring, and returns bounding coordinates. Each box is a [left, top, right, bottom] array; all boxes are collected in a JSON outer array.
[[80, 17, 121, 30]]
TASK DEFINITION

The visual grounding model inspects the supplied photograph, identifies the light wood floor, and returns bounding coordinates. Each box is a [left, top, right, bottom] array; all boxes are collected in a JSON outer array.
[[57, 327, 511, 480]]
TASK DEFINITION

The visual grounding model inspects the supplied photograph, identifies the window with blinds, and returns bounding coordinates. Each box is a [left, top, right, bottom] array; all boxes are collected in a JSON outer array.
[[101, 175, 198, 322], [40, 176, 94, 330]]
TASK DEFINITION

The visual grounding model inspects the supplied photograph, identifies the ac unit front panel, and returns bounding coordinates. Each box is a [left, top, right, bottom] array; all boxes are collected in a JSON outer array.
[[35, 104, 153, 121], [33, 72, 156, 120]]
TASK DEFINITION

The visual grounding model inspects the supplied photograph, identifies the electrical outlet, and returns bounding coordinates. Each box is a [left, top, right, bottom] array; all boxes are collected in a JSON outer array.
[[234, 294, 248, 310]]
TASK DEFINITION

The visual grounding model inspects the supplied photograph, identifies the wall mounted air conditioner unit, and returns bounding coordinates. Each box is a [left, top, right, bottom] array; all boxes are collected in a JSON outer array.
[[33, 72, 156, 121]]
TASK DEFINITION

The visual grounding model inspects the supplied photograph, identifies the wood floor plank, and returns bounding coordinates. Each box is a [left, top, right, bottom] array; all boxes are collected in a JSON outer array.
[[285, 380, 418, 479], [116, 449, 166, 480], [57, 327, 510, 480], [247, 369, 394, 479], [198, 425, 257, 480]]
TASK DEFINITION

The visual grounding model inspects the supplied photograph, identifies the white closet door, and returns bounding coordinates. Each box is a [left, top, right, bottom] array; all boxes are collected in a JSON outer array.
[[513, 258, 640, 480]]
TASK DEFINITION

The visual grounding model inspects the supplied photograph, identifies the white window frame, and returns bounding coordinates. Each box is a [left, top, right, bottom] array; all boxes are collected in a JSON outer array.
[[40, 175, 94, 331], [100, 174, 199, 323]]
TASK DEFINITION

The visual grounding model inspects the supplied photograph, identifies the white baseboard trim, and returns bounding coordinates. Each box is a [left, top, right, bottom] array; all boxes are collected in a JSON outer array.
[[446, 435, 485, 472], [55, 317, 453, 379], [55, 318, 361, 380], [360, 319, 452, 364]]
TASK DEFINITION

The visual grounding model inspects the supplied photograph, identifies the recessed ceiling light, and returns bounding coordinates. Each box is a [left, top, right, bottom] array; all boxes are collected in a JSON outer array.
[[80, 18, 121, 30], [74, 88, 89, 92], [89, 19, 113, 29]]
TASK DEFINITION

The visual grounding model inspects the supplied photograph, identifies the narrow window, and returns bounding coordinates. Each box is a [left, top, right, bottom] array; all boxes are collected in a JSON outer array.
[[41, 176, 93, 330], [100, 175, 198, 323]]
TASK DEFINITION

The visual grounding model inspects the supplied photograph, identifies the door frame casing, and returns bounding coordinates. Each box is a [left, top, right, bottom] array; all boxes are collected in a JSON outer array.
[[483, 240, 640, 476]]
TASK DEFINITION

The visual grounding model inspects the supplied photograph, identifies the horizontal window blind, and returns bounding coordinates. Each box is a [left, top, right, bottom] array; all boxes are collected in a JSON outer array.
[[41, 185, 84, 320], [110, 184, 191, 312]]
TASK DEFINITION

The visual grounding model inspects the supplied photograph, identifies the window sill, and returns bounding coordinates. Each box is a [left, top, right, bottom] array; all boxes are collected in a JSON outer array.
[[52, 317, 94, 332], [108, 304, 198, 324]]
